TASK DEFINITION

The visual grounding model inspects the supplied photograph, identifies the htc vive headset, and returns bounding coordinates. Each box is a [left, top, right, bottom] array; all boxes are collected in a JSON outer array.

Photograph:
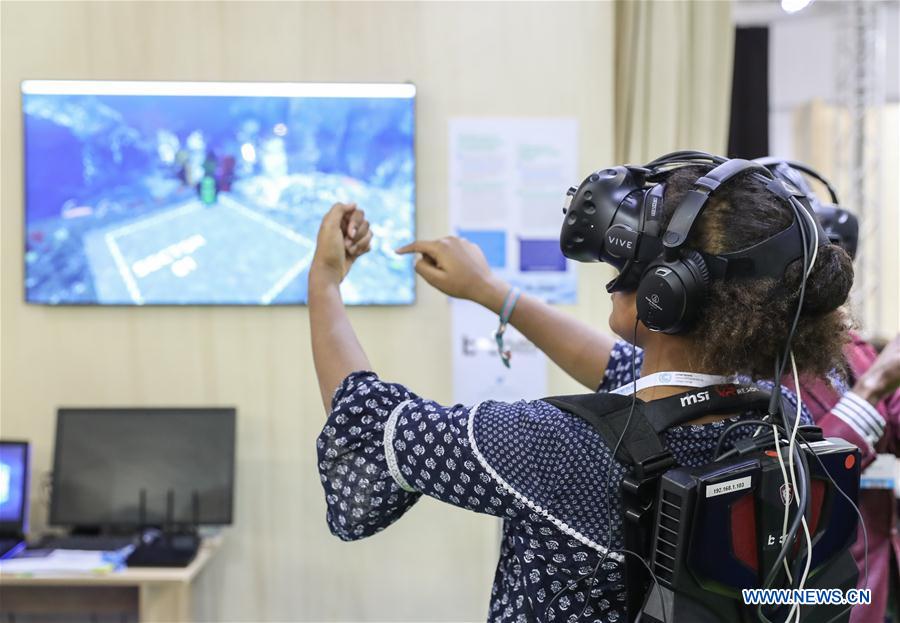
[[754, 157, 859, 259], [560, 151, 829, 334]]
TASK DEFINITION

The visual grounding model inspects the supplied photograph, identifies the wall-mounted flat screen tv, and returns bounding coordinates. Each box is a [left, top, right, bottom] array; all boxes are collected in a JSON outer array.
[[22, 80, 416, 305]]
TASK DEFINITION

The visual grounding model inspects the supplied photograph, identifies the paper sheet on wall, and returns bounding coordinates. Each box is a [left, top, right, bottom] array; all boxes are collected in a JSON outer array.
[[451, 299, 549, 405], [449, 117, 579, 304], [448, 117, 579, 404]]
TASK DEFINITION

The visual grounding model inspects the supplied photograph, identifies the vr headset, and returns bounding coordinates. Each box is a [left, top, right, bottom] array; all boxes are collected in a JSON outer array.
[[559, 151, 829, 334], [754, 158, 859, 260]]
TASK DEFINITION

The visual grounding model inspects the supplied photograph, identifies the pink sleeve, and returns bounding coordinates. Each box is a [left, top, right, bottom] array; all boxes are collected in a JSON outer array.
[[801, 374, 882, 468], [881, 389, 900, 456], [816, 410, 877, 469]]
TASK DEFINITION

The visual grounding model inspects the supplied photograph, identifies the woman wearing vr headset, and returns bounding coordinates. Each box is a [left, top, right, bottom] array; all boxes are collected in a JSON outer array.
[[309, 153, 876, 623]]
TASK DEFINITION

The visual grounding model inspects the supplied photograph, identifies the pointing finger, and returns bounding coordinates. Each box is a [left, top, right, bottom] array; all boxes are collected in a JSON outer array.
[[396, 240, 441, 257]]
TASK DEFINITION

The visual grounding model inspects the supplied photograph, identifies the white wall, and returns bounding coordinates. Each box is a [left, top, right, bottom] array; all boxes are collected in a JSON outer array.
[[0, 2, 617, 620], [734, 0, 900, 336], [771, 1, 899, 161], [769, 1, 900, 336], [735, 0, 899, 157]]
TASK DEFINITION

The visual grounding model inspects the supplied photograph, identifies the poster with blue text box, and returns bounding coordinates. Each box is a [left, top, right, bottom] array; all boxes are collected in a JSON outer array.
[[449, 118, 578, 405], [449, 117, 578, 304]]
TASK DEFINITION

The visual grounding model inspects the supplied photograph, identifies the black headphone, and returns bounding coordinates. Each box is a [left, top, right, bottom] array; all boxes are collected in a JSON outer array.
[[754, 157, 859, 259], [560, 151, 827, 334]]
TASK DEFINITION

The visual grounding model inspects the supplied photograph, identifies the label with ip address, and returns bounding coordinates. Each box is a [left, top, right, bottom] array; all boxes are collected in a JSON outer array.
[[706, 476, 751, 498]]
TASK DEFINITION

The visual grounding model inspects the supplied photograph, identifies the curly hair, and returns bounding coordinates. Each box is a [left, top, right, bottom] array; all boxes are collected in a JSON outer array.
[[658, 165, 854, 380]]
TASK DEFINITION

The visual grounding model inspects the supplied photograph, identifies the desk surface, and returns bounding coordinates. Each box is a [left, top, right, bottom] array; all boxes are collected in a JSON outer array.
[[0, 534, 222, 587]]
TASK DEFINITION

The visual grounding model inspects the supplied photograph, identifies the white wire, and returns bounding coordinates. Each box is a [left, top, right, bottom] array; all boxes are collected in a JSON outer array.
[[786, 352, 813, 622], [772, 426, 794, 583], [764, 192, 820, 619], [800, 203, 820, 277], [752, 198, 819, 442], [786, 202, 817, 621]]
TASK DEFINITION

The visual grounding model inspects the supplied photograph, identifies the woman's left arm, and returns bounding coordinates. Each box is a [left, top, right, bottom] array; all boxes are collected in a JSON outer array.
[[309, 206, 555, 540], [309, 202, 374, 413]]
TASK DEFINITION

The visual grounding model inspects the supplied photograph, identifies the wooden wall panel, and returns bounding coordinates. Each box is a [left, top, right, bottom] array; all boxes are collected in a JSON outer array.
[[0, 2, 615, 620]]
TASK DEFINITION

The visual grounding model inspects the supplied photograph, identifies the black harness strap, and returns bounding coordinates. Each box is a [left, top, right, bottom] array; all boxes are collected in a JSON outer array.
[[543, 393, 664, 466], [642, 384, 773, 431], [544, 384, 773, 466]]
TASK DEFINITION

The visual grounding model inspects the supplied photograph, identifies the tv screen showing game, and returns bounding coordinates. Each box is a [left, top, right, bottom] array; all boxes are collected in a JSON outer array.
[[22, 80, 416, 305]]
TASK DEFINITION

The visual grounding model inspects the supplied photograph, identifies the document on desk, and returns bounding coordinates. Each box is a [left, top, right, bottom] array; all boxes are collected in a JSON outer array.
[[0, 549, 128, 575]]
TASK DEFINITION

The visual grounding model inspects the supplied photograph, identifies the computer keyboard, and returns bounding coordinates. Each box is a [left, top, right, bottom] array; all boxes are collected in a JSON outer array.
[[34, 535, 137, 551]]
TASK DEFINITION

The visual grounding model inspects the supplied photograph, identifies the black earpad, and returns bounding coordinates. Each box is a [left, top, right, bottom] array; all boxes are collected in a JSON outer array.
[[636, 251, 709, 334], [685, 250, 710, 289]]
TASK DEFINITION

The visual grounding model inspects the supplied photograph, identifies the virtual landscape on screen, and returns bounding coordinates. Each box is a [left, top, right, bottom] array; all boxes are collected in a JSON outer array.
[[23, 85, 416, 305]]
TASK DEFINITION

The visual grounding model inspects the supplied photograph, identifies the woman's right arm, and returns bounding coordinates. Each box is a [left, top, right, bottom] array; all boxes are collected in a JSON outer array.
[[396, 237, 619, 390]]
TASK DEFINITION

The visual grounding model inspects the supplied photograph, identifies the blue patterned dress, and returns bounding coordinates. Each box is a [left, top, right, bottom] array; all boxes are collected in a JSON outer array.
[[316, 341, 812, 623]]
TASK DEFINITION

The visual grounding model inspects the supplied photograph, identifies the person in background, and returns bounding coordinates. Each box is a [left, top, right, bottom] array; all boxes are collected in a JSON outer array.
[[310, 161, 856, 623], [810, 333, 900, 623]]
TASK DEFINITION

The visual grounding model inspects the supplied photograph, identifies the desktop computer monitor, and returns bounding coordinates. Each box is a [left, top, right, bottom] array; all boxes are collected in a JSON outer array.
[[0, 441, 29, 534], [50, 408, 235, 529]]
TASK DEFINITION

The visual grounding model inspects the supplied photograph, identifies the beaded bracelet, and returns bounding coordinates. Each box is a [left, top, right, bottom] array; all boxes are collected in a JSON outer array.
[[494, 287, 522, 368]]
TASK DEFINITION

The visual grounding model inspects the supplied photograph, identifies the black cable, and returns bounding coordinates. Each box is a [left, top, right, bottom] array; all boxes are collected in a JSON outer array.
[[645, 151, 726, 169], [777, 201, 815, 572], [753, 446, 811, 623], [743, 188, 814, 449], [542, 556, 597, 616], [544, 546, 670, 623], [768, 194, 813, 418], [582, 319, 667, 622], [588, 318, 642, 617], [715, 418, 864, 623], [795, 431, 870, 623], [607, 547, 669, 623], [545, 318, 643, 621], [759, 426, 868, 623], [759, 397, 810, 591], [543, 548, 595, 613], [726, 196, 815, 622], [572, 554, 605, 620], [769, 197, 812, 416], [710, 413, 810, 622], [755, 196, 815, 611], [760, 443, 811, 590], [755, 158, 841, 204], [713, 419, 789, 460]]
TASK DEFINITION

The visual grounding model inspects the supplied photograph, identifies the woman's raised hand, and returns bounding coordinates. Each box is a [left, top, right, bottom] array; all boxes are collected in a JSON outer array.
[[396, 236, 506, 306], [311, 203, 372, 283], [856, 333, 900, 405]]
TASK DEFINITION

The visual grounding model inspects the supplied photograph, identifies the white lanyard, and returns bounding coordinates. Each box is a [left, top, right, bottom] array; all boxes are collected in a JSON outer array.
[[609, 371, 733, 396]]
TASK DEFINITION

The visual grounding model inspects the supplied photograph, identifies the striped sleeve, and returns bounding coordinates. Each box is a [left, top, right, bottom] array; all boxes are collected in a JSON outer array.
[[829, 391, 886, 449], [763, 381, 876, 465]]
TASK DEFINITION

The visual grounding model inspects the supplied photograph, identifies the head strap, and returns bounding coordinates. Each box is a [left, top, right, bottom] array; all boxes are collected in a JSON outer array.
[[662, 159, 772, 253], [754, 157, 840, 204]]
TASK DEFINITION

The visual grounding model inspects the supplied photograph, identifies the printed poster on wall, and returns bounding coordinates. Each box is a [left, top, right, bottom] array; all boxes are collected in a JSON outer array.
[[448, 117, 579, 404], [451, 299, 548, 406], [449, 117, 579, 304]]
